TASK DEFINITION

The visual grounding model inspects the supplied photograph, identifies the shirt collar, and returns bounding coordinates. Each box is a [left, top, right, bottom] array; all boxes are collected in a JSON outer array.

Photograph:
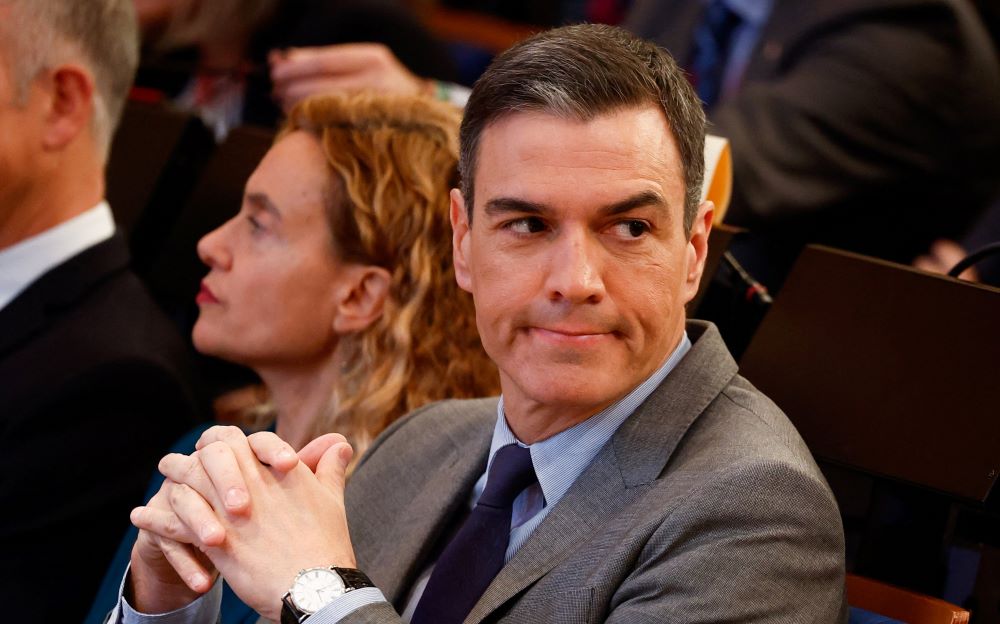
[[487, 332, 692, 508], [0, 201, 116, 311]]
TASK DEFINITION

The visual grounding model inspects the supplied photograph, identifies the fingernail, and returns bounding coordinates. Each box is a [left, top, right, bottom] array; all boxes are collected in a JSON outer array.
[[225, 487, 247, 508], [278, 449, 296, 464], [190, 573, 208, 590], [201, 523, 220, 543]]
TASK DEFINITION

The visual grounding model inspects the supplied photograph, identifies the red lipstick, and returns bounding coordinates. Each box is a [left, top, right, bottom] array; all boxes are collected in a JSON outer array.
[[196, 282, 219, 305]]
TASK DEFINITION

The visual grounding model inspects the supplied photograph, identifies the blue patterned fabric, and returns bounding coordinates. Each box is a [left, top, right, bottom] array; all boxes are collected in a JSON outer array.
[[85, 423, 258, 624], [689, 0, 743, 107], [849, 606, 905, 624]]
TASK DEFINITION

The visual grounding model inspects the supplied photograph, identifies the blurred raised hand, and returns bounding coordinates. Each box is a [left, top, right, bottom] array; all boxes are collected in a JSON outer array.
[[270, 43, 431, 113]]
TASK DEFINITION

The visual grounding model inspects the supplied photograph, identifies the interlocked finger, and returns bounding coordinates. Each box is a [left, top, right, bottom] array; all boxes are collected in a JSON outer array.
[[158, 536, 218, 594], [247, 431, 299, 473], [158, 452, 222, 508], [162, 480, 226, 547], [131, 504, 200, 544], [198, 441, 253, 513], [194, 425, 262, 476]]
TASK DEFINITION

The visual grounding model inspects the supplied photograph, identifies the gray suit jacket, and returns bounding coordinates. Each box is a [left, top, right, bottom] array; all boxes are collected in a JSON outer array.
[[341, 321, 848, 623]]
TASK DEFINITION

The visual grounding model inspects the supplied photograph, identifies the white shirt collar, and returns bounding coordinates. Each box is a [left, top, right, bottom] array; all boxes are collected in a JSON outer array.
[[0, 201, 116, 311]]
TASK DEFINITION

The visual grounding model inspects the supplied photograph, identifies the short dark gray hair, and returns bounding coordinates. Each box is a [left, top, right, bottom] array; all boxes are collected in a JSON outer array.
[[459, 24, 706, 235], [0, 0, 139, 161]]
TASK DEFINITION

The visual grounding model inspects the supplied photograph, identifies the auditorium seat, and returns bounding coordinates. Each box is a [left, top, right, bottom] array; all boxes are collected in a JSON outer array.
[[847, 574, 970, 624], [739, 245, 1000, 502]]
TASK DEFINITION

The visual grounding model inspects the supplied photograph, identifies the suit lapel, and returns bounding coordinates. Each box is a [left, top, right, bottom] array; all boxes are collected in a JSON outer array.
[[0, 234, 130, 355], [368, 423, 492, 606], [467, 322, 738, 623]]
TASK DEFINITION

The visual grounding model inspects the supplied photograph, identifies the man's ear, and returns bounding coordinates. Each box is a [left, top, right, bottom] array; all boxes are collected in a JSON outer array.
[[41, 64, 95, 152], [450, 188, 473, 293], [331, 265, 391, 335], [682, 200, 714, 305]]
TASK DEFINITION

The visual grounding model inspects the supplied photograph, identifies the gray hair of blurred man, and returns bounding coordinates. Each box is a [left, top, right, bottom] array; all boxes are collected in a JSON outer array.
[[459, 23, 706, 236], [0, 0, 139, 162]]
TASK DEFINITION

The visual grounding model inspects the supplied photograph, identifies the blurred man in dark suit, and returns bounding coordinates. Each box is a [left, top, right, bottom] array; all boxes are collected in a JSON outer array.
[[0, 1, 198, 620], [624, 0, 1000, 288]]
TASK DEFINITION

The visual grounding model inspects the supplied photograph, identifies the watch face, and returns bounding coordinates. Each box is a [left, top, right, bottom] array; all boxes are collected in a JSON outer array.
[[290, 567, 346, 614]]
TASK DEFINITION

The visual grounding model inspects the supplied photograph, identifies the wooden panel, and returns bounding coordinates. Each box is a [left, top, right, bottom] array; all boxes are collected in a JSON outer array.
[[847, 574, 970, 624], [418, 7, 538, 53]]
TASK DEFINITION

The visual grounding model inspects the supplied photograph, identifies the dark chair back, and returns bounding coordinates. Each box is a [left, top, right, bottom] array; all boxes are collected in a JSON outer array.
[[739, 245, 1000, 501]]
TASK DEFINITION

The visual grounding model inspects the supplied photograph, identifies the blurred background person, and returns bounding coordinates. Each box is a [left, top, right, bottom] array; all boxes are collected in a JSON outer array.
[[86, 91, 500, 624], [130, 0, 456, 139], [0, 1, 199, 621], [265, 0, 1000, 292], [915, 196, 1000, 287], [623, 0, 1000, 289]]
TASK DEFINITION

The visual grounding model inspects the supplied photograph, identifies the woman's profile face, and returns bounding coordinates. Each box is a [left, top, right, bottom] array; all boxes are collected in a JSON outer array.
[[193, 131, 349, 368]]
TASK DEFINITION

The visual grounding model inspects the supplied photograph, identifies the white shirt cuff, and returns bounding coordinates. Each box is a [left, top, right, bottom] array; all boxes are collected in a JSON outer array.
[[112, 565, 222, 624], [304, 587, 389, 623]]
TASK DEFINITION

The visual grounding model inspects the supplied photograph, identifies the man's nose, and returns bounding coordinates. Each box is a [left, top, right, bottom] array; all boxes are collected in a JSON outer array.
[[544, 228, 606, 304]]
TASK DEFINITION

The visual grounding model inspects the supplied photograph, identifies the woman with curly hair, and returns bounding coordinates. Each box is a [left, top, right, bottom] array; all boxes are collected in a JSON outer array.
[[87, 92, 497, 623], [190, 91, 498, 456]]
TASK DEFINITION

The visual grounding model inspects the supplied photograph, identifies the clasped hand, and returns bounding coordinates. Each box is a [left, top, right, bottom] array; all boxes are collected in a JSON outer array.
[[129, 426, 356, 620]]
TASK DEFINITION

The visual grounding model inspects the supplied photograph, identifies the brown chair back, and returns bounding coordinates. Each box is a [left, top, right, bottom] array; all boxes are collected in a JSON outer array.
[[739, 245, 1000, 501], [847, 574, 970, 624]]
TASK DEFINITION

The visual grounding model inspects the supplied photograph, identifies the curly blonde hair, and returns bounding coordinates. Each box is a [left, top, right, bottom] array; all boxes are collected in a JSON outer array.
[[281, 93, 499, 456]]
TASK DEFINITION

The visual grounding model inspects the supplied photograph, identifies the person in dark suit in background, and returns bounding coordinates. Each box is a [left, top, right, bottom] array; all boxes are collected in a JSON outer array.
[[268, 0, 1000, 291], [0, 1, 199, 620], [623, 0, 1000, 288]]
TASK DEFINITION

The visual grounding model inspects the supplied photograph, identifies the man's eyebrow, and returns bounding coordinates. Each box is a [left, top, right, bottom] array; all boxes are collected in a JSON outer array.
[[483, 190, 670, 219], [600, 190, 669, 217], [483, 197, 548, 217], [246, 192, 283, 220]]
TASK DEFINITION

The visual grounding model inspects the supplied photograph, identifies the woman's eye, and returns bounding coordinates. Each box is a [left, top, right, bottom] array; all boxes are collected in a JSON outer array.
[[505, 217, 547, 234], [247, 215, 264, 232], [613, 220, 650, 238]]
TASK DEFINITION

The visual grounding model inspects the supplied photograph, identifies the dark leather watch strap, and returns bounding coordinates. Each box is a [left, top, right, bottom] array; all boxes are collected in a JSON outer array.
[[333, 567, 375, 591], [281, 594, 303, 624]]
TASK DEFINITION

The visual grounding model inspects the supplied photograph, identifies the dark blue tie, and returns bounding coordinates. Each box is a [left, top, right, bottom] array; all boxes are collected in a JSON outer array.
[[689, 0, 743, 108], [410, 444, 537, 624]]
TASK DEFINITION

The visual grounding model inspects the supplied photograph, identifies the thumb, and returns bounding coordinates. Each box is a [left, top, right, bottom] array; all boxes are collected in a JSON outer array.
[[298, 433, 347, 472], [316, 442, 353, 493]]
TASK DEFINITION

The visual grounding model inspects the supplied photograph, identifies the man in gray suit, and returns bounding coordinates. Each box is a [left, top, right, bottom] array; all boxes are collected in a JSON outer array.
[[116, 24, 847, 624]]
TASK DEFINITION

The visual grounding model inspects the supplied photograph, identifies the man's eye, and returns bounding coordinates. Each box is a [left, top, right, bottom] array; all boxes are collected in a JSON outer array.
[[505, 217, 547, 234], [247, 215, 263, 232], [612, 220, 650, 238]]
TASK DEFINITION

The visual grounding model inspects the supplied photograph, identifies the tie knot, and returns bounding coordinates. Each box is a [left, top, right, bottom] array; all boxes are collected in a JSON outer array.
[[478, 444, 537, 509]]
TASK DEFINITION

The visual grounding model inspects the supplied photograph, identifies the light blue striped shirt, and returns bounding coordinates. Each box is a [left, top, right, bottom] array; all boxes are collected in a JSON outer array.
[[118, 333, 692, 624], [399, 332, 692, 621]]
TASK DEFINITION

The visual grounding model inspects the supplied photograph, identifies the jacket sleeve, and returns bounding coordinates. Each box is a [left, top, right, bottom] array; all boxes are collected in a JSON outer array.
[[606, 460, 848, 623]]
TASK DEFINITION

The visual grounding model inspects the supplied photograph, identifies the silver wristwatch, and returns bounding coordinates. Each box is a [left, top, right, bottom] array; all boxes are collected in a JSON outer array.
[[280, 566, 374, 623]]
